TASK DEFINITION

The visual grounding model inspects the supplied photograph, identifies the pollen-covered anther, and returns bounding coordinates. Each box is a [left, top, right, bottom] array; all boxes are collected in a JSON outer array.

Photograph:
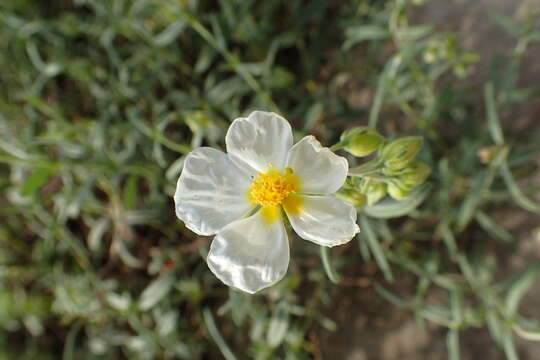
[[250, 168, 298, 206]]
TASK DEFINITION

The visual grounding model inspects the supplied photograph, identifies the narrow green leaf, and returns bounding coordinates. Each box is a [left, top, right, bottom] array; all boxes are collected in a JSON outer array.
[[377, 286, 453, 326], [123, 175, 139, 209], [194, 46, 215, 74], [500, 162, 540, 213], [139, 273, 175, 311], [515, 324, 540, 341], [457, 147, 508, 230], [208, 77, 249, 104], [320, 246, 340, 284], [303, 102, 324, 131], [318, 316, 338, 331], [475, 211, 513, 243], [389, 252, 463, 291], [397, 25, 433, 41], [486, 310, 503, 345], [502, 331, 519, 360], [440, 223, 459, 259], [154, 21, 186, 46], [484, 82, 504, 145], [128, 114, 191, 154], [375, 284, 407, 307], [116, 235, 144, 268], [360, 215, 393, 281], [457, 172, 487, 230], [364, 184, 431, 219], [450, 290, 463, 326], [489, 12, 520, 37], [505, 262, 540, 316], [26, 41, 45, 71], [203, 308, 238, 360], [418, 306, 453, 327], [62, 322, 82, 360], [357, 234, 372, 262], [447, 329, 460, 360], [368, 58, 393, 128], [20, 167, 55, 196], [87, 217, 110, 252], [374, 219, 395, 244], [0, 138, 31, 159], [266, 303, 290, 347], [344, 25, 389, 49], [183, 11, 278, 110]]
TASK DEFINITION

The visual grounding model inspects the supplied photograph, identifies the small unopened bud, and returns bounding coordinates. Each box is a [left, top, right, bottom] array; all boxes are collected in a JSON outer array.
[[423, 43, 439, 63], [365, 181, 387, 206], [453, 64, 468, 78], [382, 136, 423, 170], [336, 188, 367, 207], [387, 181, 411, 200], [477, 145, 508, 165], [400, 162, 431, 189], [340, 127, 384, 157]]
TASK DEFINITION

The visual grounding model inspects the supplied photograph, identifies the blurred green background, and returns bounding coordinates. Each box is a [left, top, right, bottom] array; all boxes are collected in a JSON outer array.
[[1, 0, 540, 359]]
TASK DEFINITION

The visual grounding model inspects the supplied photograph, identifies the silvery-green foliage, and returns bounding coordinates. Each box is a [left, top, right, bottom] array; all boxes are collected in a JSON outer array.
[[0, 0, 539, 359]]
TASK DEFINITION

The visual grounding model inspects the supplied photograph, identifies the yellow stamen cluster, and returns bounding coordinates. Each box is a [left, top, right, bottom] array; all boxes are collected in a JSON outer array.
[[249, 167, 298, 207]]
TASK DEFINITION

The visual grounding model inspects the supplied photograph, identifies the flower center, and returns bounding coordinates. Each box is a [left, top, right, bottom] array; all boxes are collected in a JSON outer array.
[[249, 166, 300, 207]]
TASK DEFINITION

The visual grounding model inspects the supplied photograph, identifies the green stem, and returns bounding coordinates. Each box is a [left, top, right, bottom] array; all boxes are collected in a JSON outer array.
[[348, 160, 383, 177], [330, 142, 345, 152]]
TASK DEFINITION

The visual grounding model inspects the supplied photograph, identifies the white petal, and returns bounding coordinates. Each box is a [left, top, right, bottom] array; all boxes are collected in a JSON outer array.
[[285, 195, 359, 247], [174, 147, 253, 236], [286, 136, 348, 194], [226, 111, 293, 174], [207, 210, 289, 294]]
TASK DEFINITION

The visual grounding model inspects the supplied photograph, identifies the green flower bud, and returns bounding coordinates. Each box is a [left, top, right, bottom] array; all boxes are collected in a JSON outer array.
[[382, 136, 423, 170], [340, 127, 384, 157], [365, 181, 387, 206], [387, 181, 411, 200], [477, 145, 510, 165], [423, 42, 439, 63], [453, 63, 468, 79], [335, 188, 367, 207], [399, 162, 431, 189]]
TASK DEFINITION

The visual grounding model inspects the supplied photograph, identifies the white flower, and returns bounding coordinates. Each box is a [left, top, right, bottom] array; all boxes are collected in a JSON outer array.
[[174, 111, 360, 294]]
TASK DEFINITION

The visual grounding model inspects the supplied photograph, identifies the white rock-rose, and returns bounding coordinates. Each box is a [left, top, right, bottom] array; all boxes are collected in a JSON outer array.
[[174, 111, 360, 293]]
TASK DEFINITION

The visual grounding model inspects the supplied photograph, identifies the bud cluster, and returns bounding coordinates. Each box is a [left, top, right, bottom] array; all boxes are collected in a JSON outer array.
[[422, 34, 479, 78], [335, 128, 431, 207]]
